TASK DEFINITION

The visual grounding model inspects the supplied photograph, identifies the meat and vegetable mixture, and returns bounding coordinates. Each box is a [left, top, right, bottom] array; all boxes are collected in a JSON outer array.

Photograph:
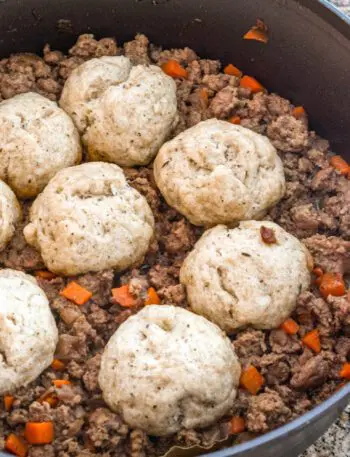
[[0, 32, 349, 457]]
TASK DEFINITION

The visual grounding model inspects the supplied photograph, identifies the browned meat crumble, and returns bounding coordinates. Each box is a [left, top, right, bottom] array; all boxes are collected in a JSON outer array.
[[0, 32, 349, 457]]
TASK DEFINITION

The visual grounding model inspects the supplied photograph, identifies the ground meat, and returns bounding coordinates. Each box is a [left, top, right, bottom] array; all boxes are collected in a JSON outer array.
[[6, 409, 28, 426], [56, 384, 82, 406], [28, 402, 53, 422], [158, 284, 186, 306], [290, 355, 330, 390], [148, 264, 178, 289], [82, 354, 102, 392], [0, 202, 44, 271], [273, 385, 312, 417], [152, 46, 198, 65], [74, 270, 114, 307], [0, 53, 53, 99], [87, 408, 128, 449], [161, 219, 197, 254], [55, 334, 87, 361], [312, 168, 338, 193], [303, 234, 350, 274], [209, 86, 241, 119], [129, 430, 148, 457], [238, 92, 267, 126], [306, 147, 329, 169], [200, 59, 221, 75], [69, 34, 118, 58], [87, 303, 110, 328], [269, 329, 302, 354], [295, 291, 334, 336], [335, 337, 350, 361], [233, 329, 267, 364], [36, 276, 65, 303], [43, 44, 65, 65], [290, 203, 337, 237], [328, 293, 350, 332], [259, 354, 291, 386], [124, 34, 150, 65], [324, 188, 350, 238], [202, 73, 231, 91], [0, 32, 348, 457], [246, 390, 292, 433], [125, 167, 160, 211], [28, 445, 55, 457], [0, 72, 31, 100], [58, 56, 85, 80], [267, 115, 309, 152], [266, 94, 292, 117]]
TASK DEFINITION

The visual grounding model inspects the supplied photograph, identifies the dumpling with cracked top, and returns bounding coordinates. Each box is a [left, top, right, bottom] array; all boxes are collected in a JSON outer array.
[[59, 56, 178, 166]]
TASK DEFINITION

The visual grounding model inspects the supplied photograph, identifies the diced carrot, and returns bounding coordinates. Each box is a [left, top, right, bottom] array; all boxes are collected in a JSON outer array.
[[60, 282, 92, 305], [229, 116, 241, 125], [24, 422, 54, 445], [244, 29, 268, 43], [53, 380, 71, 388], [224, 64, 243, 78], [51, 359, 65, 371], [112, 285, 135, 308], [319, 272, 346, 298], [302, 329, 321, 353], [41, 394, 58, 408], [230, 416, 246, 434], [292, 106, 306, 119], [145, 287, 161, 306], [243, 19, 268, 44], [313, 267, 324, 277], [5, 434, 28, 457], [280, 318, 299, 335], [339, 363, 350, 380], [4, 395, 14, 412], [240, 366, 264, 395], [240, 75, 265, 93], [161, 60, 188, 78], [330, 155, 350, 176]]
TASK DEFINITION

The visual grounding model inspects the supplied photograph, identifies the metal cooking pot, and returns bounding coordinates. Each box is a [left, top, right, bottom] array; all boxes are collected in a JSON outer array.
[[0, 1, 349, 456]]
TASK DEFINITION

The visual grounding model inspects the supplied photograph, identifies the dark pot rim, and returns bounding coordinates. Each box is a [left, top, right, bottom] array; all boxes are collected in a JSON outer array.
[[318, 0, 350, 26]]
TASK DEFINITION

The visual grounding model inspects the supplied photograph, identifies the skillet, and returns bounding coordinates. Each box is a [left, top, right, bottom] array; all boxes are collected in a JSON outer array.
[[0, 1, 349, 456]]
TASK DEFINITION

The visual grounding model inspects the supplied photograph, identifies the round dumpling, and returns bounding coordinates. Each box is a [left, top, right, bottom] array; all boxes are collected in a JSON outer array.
[[99, 305, 241, 436], [0, 180, 21, 251], [0, 92, 82, 198], [0, 269, 58, 394], [153, 119, 286, 226], [59, 56, 132, 132], [60, 56, 178, 166], [180, 221, 312, 333], [23, 162, 155, 276]]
